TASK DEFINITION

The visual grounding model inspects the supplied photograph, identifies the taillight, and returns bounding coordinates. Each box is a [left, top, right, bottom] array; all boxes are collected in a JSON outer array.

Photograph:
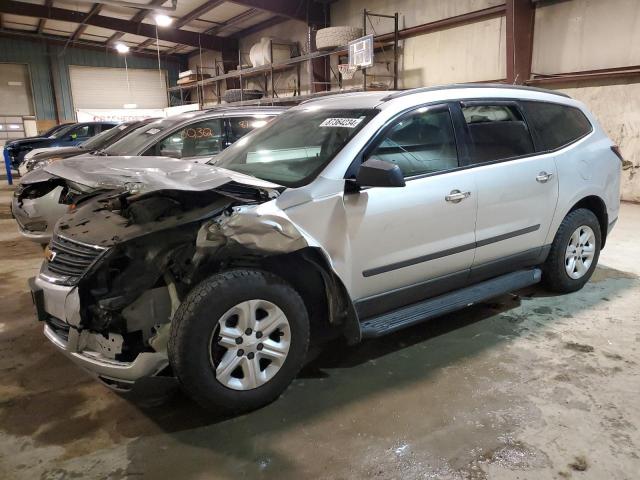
[[611, 145, 624, 163]]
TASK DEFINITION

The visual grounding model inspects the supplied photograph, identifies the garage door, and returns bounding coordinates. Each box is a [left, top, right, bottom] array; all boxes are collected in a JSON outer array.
[[69, 65, 168, 110]]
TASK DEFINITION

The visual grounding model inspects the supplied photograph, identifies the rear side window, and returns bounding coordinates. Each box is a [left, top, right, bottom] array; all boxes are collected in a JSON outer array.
[[462, 104, 535, 164], [520, 101, 592, 151]]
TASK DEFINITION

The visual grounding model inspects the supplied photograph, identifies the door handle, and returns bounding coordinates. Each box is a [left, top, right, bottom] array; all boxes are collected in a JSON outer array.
[[445, 189, 471, 203], [536, 171, 554, 183]]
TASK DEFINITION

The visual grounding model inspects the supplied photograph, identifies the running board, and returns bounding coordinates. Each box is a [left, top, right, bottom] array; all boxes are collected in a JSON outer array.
[[360, 268, 542, 338]]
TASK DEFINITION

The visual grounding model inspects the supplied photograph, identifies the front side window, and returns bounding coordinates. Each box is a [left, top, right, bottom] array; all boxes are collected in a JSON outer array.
[[520, 101, 592, 151], [68, 124, 94, 139], [227, 115, 273, 143], [462, 104, 535, 164], [368, 106, 458, 177], [213, 108, 378, 187], [148, 119, 224, 159]]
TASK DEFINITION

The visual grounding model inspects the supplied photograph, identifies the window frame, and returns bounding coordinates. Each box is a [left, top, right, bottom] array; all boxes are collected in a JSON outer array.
[[345, 102, 466, 183]]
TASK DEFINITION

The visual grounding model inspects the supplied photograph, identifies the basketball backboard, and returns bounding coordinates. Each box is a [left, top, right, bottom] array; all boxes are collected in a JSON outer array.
[[348, 34, 374, 69]]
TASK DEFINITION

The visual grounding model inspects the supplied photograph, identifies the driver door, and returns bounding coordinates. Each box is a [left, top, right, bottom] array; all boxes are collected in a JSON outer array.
[[344, 104, 478, 317]]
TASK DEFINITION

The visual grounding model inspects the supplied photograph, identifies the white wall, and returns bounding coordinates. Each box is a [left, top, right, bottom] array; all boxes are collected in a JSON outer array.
[[331, 0, 506, 90], [332, 0, 504, 33], [532, 0, 640, 75]]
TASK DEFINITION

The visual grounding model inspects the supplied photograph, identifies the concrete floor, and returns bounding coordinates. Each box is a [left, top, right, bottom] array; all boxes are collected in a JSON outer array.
[[0, 181, 639, 480]]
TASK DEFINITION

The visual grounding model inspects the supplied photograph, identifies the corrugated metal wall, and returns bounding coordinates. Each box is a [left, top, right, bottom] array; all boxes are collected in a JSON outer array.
[[0, 37, 185, 121]]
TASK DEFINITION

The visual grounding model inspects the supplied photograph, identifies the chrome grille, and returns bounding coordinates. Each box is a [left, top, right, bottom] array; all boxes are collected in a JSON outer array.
[[45, 234, 106, 281]]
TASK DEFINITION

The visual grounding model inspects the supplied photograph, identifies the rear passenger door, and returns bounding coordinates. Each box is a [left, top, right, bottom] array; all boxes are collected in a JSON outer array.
[[458, 101, 559, 281]]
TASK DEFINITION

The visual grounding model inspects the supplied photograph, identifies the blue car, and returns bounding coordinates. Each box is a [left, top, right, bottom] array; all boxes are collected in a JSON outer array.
[[4, 121, 118, 169]]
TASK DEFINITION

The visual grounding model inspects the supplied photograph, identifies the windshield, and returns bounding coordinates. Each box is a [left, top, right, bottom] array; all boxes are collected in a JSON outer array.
[[102, 121, 170, 156], [212, 108, 378, 187], [80, 123, 131, 150]]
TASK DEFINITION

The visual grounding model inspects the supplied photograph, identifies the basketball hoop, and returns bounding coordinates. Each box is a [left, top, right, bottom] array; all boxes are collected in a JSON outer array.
[[338, 64, 357, 80]]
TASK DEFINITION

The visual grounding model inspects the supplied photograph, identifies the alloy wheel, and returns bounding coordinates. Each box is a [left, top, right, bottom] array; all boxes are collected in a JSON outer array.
[[564, 225, 596, 280], [209, 299, 291, 391]]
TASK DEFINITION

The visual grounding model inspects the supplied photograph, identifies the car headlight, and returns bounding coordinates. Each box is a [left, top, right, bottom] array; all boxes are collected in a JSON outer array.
[[32, 158, 54, 170]]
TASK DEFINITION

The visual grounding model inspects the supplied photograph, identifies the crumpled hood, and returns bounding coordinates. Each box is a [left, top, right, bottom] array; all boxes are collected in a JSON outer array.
[[43, 155, 281, 193], [30, 146, 83, 159]]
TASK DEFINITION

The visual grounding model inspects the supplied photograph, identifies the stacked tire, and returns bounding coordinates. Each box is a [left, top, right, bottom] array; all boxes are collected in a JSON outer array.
[[223, 88, 264, 103], [315, 26, 363, 50]]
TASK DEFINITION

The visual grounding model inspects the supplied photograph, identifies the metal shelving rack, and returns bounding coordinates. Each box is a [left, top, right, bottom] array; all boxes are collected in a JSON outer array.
[[168, 11, 400, 107]]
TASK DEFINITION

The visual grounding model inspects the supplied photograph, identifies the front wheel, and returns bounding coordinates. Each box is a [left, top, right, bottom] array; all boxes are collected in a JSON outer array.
[[168, 269, 310, 413], [543, 208, 602, 293]]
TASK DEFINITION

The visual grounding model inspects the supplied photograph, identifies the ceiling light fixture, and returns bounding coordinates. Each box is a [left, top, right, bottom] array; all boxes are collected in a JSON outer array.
[[115, 43, 130, 54], [154, 14, 173, 27]]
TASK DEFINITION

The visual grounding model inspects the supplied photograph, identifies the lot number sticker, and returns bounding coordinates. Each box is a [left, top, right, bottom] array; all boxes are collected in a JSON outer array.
[[319, 118, 364, 128]]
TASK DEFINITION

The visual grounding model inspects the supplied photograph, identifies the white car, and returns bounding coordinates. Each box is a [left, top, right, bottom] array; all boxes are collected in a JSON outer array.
[[29, 84, 621, 412]]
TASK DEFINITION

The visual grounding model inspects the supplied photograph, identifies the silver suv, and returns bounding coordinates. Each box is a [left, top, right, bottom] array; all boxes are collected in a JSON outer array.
[[29, 85, 622, 412]]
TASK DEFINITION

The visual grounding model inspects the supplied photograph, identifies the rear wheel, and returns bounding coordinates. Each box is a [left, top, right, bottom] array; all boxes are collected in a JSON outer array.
[[543, 208, 601, 293], [168, 269, 310, 412]]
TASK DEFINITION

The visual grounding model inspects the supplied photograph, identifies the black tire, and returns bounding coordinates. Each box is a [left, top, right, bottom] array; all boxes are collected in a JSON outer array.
[[223, 88, 263, 103], [543, 208, 602, 293], [168, 269, 310, 413]]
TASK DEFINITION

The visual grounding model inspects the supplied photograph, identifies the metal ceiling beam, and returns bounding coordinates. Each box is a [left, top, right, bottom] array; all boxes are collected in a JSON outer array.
[[229, 14, 288, 38], [205, 7, 259, 34], [0, 0, 236, 50], [0, 28, 184, 60], [228, 0, 326, 25], [107, 0, 166, 45], [175, 0, 225, 28], [70, 3, 102, 41], [37, 0, 52, 34]]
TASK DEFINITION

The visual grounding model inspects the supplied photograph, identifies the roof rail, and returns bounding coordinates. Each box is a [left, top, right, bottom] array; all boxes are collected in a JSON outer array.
[[381, 83, 570, 101]]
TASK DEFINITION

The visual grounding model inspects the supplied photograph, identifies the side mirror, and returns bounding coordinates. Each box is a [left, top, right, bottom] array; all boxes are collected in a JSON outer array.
[[356, 158, 405, 188]]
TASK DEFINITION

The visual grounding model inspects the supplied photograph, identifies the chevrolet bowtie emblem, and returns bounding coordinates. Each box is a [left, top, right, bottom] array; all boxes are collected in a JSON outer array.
[[44, 245, 57, 262]]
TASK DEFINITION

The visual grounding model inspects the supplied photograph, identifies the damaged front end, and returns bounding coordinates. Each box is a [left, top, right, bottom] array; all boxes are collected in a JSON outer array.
[[33, 166, 351, 390], [12, 169, 98, 244]]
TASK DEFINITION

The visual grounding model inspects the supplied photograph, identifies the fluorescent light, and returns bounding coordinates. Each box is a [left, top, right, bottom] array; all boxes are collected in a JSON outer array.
[[8, 124, 20, 129], [154, 14, 173, 27], [115, 43, 130, 54], [123, 103, 138, 109]]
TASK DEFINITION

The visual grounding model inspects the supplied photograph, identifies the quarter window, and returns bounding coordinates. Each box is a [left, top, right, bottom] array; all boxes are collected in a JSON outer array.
[[520, 101, 592, 151], [368, 106, 458, 177], [149, 119, 224, 159], [462, 104, 534, 164]]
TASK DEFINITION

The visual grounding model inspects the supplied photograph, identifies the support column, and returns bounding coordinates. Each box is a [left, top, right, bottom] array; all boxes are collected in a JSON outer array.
[[221, 48, 240, 90], [506, 0, 535, 85], [309, 4, 330, 93]]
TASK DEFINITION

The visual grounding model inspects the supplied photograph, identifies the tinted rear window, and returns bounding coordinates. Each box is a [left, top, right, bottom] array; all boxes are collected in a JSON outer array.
[[462, 105, 535, 164], [520, 101, 592, 151]]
